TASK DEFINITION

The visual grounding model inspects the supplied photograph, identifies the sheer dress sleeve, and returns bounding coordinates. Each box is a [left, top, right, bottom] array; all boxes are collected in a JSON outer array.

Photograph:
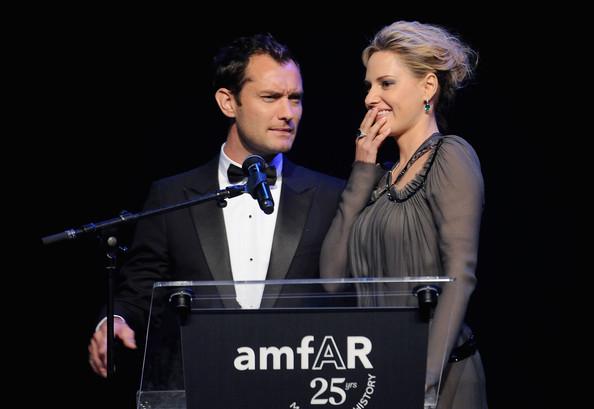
[[320, 162, 384, 290], [424, 136, 484, 384]]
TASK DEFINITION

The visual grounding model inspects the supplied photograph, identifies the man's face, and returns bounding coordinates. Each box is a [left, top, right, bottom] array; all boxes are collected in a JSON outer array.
[[232, 54, 303, 156]]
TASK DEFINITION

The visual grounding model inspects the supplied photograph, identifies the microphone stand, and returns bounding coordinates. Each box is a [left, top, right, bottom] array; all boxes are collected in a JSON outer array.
[[41, 184, 246, 379]]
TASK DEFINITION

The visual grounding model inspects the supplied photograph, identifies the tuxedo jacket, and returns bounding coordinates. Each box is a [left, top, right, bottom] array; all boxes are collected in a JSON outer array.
[[114, 156, 345, 331]]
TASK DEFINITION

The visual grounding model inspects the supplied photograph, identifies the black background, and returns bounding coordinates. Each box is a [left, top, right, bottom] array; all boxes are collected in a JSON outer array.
[[26, 8, 574, 408]]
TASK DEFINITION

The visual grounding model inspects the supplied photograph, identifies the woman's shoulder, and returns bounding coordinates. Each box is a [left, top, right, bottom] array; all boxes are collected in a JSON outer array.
[[440, 134, 477, 152], [437, 134, 481, 166]]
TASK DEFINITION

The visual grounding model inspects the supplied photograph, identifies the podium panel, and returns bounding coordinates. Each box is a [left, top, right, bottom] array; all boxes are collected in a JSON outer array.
[[137, 277, 453, 409]]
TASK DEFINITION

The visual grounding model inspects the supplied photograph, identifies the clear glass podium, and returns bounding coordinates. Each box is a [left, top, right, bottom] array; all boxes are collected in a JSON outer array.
[[137, 277, 453, 409]]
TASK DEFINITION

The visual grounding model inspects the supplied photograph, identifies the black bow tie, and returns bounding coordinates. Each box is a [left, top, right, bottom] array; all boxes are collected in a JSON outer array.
[[227, 163, 277, 185]]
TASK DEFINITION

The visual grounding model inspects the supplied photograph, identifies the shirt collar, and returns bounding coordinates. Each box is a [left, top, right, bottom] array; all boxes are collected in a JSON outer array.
[[218, 143, 283, 185]]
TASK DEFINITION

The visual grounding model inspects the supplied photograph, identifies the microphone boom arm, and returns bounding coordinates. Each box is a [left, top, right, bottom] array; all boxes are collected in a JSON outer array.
[[41, 184, 247, 245]]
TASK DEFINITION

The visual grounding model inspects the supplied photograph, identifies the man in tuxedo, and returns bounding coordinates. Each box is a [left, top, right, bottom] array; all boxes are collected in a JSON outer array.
[[88, 33, 345, 378]]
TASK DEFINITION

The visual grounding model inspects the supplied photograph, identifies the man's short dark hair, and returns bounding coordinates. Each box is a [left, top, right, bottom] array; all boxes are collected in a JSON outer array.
[[213, 33, 298, 97]]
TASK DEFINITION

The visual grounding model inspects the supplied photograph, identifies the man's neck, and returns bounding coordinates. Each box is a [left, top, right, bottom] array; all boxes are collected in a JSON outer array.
[[223, 126, 277, 163]]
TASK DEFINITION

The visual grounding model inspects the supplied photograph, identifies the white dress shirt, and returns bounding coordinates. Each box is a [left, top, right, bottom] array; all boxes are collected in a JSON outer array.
[[218, 144, 282, 309]]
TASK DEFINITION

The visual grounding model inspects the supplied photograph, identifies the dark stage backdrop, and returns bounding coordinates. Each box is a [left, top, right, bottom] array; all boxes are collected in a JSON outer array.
[[31, 12, 573, 409]]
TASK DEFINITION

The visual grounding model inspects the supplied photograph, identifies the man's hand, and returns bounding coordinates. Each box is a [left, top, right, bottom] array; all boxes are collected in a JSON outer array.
[[88, 317, 137, 377]]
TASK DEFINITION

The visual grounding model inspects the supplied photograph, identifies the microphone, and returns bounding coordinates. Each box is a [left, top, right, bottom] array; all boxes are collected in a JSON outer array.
[[242, 155, 274, 214]]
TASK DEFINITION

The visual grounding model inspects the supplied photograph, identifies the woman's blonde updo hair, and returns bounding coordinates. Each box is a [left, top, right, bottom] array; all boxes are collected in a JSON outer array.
[[362, 21, 477, 112]]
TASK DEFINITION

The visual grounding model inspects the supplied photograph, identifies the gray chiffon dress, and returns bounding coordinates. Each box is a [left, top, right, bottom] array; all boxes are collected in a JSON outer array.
[[320, 134, 488, 408]]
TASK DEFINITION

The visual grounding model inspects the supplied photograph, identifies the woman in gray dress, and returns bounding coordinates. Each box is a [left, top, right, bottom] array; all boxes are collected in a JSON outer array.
[[320, 21, 488, 408]]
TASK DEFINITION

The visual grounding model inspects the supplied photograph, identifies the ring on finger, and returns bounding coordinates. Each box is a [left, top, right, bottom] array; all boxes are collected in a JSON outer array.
[[355, 129, 367, 139]]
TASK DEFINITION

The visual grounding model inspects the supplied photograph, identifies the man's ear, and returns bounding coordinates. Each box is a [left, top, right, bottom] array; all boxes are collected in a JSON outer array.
[[214, 88, 237, 118]]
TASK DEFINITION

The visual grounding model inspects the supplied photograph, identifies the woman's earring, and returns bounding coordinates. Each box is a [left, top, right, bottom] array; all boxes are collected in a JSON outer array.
[[424, 99, 431, 113]]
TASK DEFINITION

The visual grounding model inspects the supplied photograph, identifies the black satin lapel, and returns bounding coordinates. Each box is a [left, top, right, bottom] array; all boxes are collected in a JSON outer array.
[[184, 169, 236, 309], [261, 183, 315, 308]]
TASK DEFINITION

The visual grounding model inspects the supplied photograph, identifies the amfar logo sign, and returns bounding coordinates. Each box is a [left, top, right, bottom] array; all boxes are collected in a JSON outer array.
[[233, 335, 373, 371]]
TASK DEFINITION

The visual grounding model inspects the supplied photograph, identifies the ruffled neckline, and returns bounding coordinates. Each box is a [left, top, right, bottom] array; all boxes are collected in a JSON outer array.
[[370, 133, 444, 203]]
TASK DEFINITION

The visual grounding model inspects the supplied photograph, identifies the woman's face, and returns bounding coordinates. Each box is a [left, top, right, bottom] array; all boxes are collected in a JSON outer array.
[[364, 51, 428, 137]]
